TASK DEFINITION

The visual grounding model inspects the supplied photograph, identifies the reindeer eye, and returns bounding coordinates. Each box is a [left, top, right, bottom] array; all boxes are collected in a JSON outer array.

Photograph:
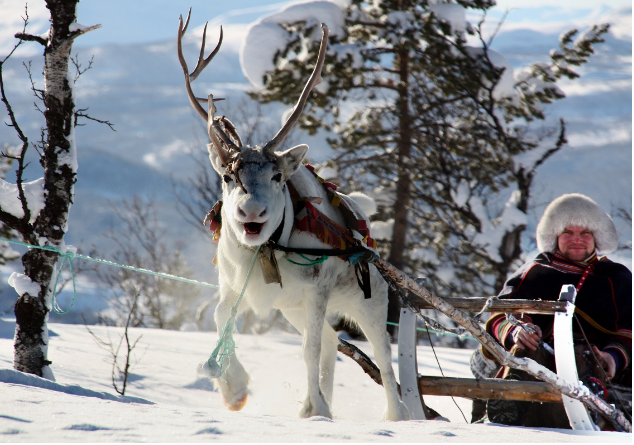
[[272, 173, 283, 183], [223, 175, 232, 183]]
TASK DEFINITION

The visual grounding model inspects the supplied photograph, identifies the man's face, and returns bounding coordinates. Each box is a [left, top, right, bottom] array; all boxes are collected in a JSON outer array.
[[557, 226, 596, 261]]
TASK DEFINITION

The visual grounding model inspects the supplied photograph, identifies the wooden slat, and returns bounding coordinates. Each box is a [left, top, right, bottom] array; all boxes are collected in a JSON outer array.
[[409, 296, 568, 314], [418, 375, 563, 403]]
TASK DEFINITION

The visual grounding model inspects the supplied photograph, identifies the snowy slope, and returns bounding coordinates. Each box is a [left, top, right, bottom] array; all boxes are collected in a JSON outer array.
[[0, 319, 630, 442]]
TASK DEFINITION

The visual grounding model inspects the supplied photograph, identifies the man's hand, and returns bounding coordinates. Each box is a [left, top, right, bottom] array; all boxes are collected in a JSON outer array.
[[512, 323, 542, 351], [592, 346, 616, 380]]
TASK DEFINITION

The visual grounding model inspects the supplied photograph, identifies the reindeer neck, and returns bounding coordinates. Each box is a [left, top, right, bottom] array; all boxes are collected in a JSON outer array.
[[276, 185, 295, 247]]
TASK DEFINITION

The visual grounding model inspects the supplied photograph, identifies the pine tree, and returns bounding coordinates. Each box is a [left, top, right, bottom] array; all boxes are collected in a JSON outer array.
[[247, 0, 607, 327]]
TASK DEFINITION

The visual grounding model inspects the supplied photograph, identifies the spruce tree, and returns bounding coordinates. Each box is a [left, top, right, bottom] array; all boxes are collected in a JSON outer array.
[[248, 0, 607, 329]]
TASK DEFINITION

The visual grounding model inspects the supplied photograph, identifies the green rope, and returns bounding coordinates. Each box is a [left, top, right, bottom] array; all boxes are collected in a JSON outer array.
[[387, 321, 476, 340], [52, 251, 77, 315], [205, 245, 261, 377], [286, 253, 328, 266], [0, 236, 219, 314]]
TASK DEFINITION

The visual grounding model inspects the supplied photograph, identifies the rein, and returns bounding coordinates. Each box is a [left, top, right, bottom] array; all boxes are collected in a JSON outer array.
[[268, 241, 376, 263]]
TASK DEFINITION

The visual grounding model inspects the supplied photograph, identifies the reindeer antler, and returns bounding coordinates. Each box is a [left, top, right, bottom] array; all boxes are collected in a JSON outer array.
[[177, 8, 241, 161], [262, 23, 329, 157], [206, 95, 233, 167]]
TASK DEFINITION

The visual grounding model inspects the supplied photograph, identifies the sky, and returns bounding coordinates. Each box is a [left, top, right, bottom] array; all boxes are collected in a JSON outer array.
[[0, 0, 631, 51]]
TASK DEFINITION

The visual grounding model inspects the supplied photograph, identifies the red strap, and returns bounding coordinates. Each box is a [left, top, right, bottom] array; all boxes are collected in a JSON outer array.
[[575, 264, 594, 293], [588, 377, 608, 401]]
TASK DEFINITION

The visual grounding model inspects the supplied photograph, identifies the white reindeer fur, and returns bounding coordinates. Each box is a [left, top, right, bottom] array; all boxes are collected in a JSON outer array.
[[207, 144, 409, 421]]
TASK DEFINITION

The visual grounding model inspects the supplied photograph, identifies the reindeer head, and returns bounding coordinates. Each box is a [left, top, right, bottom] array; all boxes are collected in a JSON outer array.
[[178, 9, 328, 246]]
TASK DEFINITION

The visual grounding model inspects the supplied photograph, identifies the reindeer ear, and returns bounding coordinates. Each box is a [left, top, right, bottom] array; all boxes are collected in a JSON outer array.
[[276, 144, 309, 177], [207, 143, 225, 175]]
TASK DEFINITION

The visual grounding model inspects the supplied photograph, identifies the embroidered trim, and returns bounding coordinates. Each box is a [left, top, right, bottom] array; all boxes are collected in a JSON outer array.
[[304, 164, 377, 250], [204, 201, 223, 244]]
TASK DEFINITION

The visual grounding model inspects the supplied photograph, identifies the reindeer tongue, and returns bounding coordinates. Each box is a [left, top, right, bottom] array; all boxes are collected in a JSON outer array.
[[244, 222, 264, 235]]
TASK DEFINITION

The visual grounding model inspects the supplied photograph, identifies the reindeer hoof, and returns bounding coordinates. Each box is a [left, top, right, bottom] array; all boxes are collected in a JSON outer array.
[[224, 393, 248, 411], [299, 397, 332, 419], [383, 402, 411, 421]]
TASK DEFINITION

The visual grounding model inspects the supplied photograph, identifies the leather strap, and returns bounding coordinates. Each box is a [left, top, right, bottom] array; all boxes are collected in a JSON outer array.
[[574, 307, 632, 339]]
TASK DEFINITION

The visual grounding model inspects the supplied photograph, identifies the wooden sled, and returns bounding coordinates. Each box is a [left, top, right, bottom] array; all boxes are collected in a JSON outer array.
[[397, 285, 603, 430], [336, 260, 630, 431]]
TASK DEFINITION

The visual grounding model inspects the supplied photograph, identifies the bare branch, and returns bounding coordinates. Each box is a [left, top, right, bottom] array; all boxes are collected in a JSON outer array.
[[345, 18, 387, 28], [23, 61, 45, 104], [615, 207, 632, 224], [70, 53, 94, 83], [486, 8, 510, 48], [3, 7, 28, 63], [74, 107, 116, 130], [14, 32, 47, 46], [67, 24, 102, 42], [530, 119, 566, 172], [0, 12, 34, 233]]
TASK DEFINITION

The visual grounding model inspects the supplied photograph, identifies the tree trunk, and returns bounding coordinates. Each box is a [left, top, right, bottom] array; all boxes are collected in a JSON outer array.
[[493, 224, 524, 293], [386, 47, 412, 339], [13, 0, 80, 377]]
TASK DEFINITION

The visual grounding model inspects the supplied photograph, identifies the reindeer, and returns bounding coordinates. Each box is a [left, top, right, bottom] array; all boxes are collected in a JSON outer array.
[[177, 10, 409, 421]]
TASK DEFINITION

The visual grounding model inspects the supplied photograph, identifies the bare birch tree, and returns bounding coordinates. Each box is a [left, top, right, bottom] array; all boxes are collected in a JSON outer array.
[[0, 1, 100, 377]]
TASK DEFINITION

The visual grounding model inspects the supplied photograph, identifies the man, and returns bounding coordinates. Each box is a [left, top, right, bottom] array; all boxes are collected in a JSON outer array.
[[482, 193, 632, 428]]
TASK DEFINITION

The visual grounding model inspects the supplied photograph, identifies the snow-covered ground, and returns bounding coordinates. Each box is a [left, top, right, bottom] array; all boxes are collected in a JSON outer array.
[[0, 318, 629, 442]]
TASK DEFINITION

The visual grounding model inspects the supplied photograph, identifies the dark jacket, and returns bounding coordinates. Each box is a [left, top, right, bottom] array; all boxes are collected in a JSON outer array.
[[485, 251, 631, 374]]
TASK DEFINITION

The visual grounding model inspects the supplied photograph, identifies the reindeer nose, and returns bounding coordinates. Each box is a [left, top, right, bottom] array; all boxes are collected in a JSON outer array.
[[237, 203, 267, 221]]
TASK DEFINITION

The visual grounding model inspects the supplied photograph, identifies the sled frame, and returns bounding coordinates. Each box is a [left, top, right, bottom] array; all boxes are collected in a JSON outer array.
[[398, 285, 598, 429]]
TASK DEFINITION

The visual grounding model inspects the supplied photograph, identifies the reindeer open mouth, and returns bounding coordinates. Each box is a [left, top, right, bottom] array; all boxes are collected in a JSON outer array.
[[243, 222, 264, 235]]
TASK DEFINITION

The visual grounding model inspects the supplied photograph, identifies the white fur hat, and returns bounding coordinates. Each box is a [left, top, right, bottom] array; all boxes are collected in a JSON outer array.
[[536, 193, 618, 254]]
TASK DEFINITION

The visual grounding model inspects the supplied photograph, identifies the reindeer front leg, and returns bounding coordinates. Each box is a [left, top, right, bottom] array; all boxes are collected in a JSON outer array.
[[283, 298, 332, 419], [317, 322, 339, 406], [211, 289, 250, 411], [301, 296, 332, 419]]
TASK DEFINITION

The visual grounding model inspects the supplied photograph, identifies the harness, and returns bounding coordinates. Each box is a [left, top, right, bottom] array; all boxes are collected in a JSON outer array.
[[203, 164, 379, 298]]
